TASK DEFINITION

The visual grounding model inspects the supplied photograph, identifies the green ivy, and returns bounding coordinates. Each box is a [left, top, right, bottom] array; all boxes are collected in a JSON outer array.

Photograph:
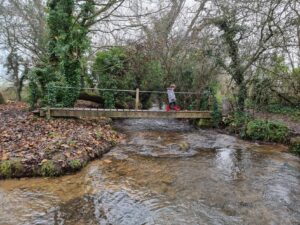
[[93, 47, 134, 108], [28, 0, 94, 108], [246, 119, 289, 143]]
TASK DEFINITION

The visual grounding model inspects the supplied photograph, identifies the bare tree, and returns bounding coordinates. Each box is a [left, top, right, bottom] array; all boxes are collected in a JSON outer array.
[[0, 0, 47, 100]]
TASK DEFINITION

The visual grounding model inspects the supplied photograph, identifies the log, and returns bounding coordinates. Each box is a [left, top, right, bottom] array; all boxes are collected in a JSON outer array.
[[78, 92, 104, 104], [78, 92, 124, 108]]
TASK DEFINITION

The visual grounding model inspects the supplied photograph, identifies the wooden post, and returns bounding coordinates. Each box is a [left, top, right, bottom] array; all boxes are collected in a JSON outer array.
[[135, 88, 140, 110], [208, 95, 212, 111]]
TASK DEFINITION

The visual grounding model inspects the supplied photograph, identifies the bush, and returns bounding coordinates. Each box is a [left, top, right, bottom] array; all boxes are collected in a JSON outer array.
[[225, 112, 252, 137], [40, 160, 59, 177], [246, 119, 289, 143]]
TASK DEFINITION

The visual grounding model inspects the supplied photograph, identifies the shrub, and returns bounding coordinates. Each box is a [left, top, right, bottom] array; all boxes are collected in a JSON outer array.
[[69, 159, 82, 171], [40, 160, 59, 177], [246, 119, 289, 143], [225, 112, 252, 137], [211, 96, 222, 127]]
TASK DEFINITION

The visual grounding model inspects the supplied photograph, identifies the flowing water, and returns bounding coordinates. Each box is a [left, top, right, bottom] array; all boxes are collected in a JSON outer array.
[[0, 119, 300, 225]]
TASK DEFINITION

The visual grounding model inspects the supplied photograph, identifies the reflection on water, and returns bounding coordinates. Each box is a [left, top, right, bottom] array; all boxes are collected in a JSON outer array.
[[0, 119, 299, 225]]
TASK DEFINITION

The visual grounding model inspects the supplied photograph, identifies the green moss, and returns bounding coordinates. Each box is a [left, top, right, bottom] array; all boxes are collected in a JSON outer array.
[[0, 161, 12, 178], [289, 137, 300, 155], [40, 160, 59, 177], [0, 160, 23, 178], [69, 159, 82, 171], [246, 119, 289, 143]]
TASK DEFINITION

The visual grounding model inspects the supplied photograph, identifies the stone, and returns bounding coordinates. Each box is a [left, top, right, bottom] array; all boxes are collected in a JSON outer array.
[[178, 141, 190, 151]]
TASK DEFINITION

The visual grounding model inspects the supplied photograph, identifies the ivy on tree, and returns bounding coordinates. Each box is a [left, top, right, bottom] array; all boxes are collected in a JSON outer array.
[[29, 0, 94, 107]]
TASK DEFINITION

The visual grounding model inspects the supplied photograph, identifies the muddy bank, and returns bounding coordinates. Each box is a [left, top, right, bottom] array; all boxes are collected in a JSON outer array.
[[0, 103, 123, 179]]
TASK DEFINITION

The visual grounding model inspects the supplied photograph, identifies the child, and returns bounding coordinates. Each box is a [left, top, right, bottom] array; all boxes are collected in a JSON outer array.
[[167, 84, 179, 111]]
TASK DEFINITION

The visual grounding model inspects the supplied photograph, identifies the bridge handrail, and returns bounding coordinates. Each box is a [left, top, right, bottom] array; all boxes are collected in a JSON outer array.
[[51, 86, 203, 95]]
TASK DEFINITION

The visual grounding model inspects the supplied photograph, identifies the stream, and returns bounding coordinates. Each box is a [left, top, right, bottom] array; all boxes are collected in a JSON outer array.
[[0, 119, 299, 225]]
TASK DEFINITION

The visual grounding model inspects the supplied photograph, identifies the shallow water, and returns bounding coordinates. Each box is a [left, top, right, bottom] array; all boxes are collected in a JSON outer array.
[[0, 119, 299, 225]]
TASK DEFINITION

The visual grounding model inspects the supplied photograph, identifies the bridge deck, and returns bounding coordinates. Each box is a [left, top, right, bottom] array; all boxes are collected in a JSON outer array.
[[40, 108, 212, 119]]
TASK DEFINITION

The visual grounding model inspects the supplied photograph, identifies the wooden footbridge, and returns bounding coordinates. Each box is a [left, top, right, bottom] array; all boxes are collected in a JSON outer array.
[[39, 108, 212, 119], [40, 87, 213, 119]]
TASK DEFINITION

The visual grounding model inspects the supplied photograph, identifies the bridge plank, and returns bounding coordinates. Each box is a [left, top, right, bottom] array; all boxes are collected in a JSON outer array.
[[44, 108, 212, 119]]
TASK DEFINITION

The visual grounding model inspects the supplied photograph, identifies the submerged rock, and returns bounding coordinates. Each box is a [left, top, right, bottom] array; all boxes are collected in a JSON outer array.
[[178, 141, 190, 151]]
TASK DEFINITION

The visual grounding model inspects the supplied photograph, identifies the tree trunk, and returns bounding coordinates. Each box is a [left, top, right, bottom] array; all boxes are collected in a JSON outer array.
[[78, 92, 124, 108], [16, 87, 22, 102], [16, 64, 29, 102], [237, 82, 247, 112], [0, 92, 5, 104], [78, 92, 104, 104]]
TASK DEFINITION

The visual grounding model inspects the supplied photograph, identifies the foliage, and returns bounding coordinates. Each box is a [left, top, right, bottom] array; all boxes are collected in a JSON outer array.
[[94, 47, 132, 108], [224, 112, 252, 137], [0, 160, 23, 178], [40, 160, 59, 177], [69, 159, 82, 171], [199, 88, 212, 111], [92, 44, 219, 110], [211, 96, 222, 127], [266, 104, 300, 118], [245, 119, 289, 143], [250, 55, 300, 109], [197, 85, 222, 127], [28, 0, 94, 108]]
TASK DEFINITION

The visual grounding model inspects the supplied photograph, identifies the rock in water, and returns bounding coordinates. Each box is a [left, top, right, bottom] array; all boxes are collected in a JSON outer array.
[[178, 141, 190, 151]]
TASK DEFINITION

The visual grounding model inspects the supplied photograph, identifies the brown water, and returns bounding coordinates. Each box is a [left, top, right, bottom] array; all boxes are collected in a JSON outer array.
[[0, 119, 299, 225]]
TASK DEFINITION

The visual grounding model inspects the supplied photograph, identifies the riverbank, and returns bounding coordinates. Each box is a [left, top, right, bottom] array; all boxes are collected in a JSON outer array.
[[0, 103, 123, 179]]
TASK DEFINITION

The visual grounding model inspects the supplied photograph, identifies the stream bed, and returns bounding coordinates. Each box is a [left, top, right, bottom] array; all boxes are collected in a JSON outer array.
[[0, 119, 299, 225]]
